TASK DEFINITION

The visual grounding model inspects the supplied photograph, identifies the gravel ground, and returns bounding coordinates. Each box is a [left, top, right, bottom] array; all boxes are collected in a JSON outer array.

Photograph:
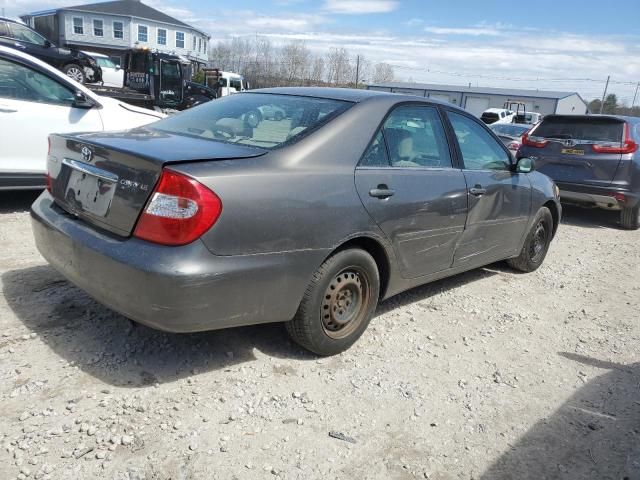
[[1, 191, 639, 480]]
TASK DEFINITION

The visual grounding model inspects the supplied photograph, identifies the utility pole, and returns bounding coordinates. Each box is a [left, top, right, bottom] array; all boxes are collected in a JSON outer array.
[[599, 75, 610, 114], [632, 82, 640, 108], [355, 55, 360, 88]]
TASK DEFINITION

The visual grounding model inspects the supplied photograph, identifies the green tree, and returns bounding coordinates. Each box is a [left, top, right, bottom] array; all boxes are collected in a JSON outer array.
[[602, 93, 618, 114], [588, 98, 601, 113]]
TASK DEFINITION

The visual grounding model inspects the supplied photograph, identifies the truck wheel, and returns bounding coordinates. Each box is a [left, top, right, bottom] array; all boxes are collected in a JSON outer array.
[[507, 207, 553, 273], [285, 249, 380, 356], [620, 205, 640, 230], [63, 64, 85, 83]]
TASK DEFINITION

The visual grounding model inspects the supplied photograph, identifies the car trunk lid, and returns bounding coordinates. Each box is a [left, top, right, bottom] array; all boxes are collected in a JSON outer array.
[[524, 116, 627, 186], [47, 128, 267, 237]]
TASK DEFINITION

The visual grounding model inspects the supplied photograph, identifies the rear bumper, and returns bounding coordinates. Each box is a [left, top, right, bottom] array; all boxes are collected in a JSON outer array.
[[557, 182, 639, 210], [31, 192, 325, 333]]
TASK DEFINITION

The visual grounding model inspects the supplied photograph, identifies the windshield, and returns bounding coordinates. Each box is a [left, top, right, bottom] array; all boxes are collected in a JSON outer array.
[[481, 112, 499, 124], [151, 93, 353, 149], [532, 116, 623, 142], [95, 57, 117, 69], [490, 124, 530, 136], [229, 78, 242, 90]]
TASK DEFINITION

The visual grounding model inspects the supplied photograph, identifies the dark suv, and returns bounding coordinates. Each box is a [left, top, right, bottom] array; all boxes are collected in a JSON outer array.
[[0, 17, 101, 83], [519, 115, 640, 229]]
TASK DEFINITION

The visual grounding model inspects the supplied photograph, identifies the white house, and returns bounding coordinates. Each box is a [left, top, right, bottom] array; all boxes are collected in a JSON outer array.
[[21, 0, 210, 70]]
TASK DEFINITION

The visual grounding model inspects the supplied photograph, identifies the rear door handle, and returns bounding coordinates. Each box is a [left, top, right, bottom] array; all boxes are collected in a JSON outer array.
[[369, 186, 395, 199], [469, 186, 487, 196]]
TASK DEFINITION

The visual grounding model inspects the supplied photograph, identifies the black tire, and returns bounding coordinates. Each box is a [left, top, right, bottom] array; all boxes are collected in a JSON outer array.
[[620, 205, 640, 230], [63, 64, 86, 83], [507, 207, 554, 273], [285, 249, 380, 356]]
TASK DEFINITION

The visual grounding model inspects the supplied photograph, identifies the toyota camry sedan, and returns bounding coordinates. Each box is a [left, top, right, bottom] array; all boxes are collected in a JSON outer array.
[[31, 88, 561, 356]]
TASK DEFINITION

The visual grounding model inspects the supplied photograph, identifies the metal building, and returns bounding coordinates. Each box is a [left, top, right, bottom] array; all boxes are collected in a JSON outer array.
[[367, 82, 589, 117]]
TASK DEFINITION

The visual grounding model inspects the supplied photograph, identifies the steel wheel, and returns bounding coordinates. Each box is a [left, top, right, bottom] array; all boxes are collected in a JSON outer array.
[[321, 268, 370, 339], [528, 220, 548, 263]]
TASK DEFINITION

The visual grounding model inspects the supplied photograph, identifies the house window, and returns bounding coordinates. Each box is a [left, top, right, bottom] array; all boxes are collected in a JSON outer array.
[[93, 19, 103, 36], [175, 31, 184, 48], [113, 21, 123, 39], [198, 37, 202, 52], [157, 28, 166, 45], [137, 25, 148, 42], [203, 40, 207, 54], [192, 35, 196, 50], [73, 17, 84, 35]]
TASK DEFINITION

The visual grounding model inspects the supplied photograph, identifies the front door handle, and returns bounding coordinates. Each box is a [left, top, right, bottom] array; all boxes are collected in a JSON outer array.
[[469, 186, 487, 196], [369, 185, 395, 199], [13, 43, 26, 49]]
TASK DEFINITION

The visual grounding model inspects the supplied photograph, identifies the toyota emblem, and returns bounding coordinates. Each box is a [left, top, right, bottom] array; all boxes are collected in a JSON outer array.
[[81, 146, 93, 162]]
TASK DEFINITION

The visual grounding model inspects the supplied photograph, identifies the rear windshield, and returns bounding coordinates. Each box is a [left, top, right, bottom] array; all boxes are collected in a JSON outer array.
[[481, 113, 499, 124], [490, 124, 530, 136], [151, 93, 352, 149], [533, 116, 624, 142]]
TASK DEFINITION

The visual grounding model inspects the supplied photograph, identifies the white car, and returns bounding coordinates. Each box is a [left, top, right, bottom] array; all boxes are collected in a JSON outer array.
[[0, 45, 164, 190], [82, 51, 124, 88]]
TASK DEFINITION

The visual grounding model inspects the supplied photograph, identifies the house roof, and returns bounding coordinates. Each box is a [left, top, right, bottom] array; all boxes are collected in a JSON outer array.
[[368, 81, 582, 101], [24, 0, 209, 37]]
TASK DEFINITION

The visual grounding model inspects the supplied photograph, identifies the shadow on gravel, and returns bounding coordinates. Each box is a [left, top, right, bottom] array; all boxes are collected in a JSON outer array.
[[0, 190, 41, 214], [481, 353, 640, 480], [4, 261, 503, 387], [560, 204, 622, 230], [2, 265, 314, 387]]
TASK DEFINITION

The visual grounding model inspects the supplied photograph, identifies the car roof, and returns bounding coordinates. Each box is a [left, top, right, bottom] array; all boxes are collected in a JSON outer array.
[[483, 108, 510, 114], [0, 16, 27, 25], [543, 114, 640, 124], [82, 50, 109, 58], [248, 87, 468, 109], [0, 45, 100, 102]]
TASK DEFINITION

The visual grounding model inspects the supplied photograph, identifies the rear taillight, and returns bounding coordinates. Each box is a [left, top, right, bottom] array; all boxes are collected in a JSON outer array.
[[592, 123, 638, 154], [46, 137, 52, 193], [45, 173, 52, 193], [133, 169, 222, 246], [522, 133, 548, 148]]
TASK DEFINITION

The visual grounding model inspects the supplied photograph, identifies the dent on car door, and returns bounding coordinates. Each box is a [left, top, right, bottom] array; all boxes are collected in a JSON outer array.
[[446, 110, 532, 267], [355, 104, 468, 279], [0, 57, 102, 176]]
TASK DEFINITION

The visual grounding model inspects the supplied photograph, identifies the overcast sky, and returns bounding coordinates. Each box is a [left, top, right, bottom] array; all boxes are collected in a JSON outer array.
[[4, 0, 640, 103]]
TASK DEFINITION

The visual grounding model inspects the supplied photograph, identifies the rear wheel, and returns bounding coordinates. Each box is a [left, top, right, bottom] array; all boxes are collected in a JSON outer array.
[[63, 64, 85, 83], [285, 249, 380, 356], [620, 205, 640, 230], [507, 207, 553, 273]]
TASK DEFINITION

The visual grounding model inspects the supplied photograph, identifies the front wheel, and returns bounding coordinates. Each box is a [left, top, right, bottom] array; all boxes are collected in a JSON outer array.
[[285, 249, 380, 356], [63, 64, 86, 83], [620, 205, 640, 230], [507, 207, 554, 273]]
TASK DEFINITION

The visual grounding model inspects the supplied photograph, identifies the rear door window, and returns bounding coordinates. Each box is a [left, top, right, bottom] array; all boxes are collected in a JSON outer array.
[[381, 105, 452, 168], [533, 117, 624, 142], [0, 58, 74, 105]]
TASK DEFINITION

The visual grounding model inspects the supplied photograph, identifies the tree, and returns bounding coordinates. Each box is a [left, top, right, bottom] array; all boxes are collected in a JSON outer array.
[[588, 98, 601, 114], [602, 93, 618, 114], [372, 62, 395, 83]]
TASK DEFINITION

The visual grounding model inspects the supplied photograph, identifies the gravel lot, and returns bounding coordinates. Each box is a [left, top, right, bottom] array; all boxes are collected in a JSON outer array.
[[1, 191, 639, 480]]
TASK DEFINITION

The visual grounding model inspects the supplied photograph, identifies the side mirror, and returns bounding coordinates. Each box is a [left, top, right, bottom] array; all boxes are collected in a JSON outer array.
[[72, 90, 94, 109], [115, 64, 121, 71], [516, 157, 535, 173], [44, 40, 52, 48]]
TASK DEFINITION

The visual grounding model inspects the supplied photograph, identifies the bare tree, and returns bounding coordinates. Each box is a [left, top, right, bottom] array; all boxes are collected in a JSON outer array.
[[309, 56, 325, 85], [279, 41, 311, 86], [326, 48, 352, 85], [372, 62, 395, 84]]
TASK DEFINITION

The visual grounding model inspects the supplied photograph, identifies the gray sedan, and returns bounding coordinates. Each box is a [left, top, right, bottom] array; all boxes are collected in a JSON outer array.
[[31, 87, 561, 355]]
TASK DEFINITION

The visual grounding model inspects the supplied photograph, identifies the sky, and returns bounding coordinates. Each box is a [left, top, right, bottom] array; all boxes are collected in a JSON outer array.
[[3, 0, 640, 103]]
